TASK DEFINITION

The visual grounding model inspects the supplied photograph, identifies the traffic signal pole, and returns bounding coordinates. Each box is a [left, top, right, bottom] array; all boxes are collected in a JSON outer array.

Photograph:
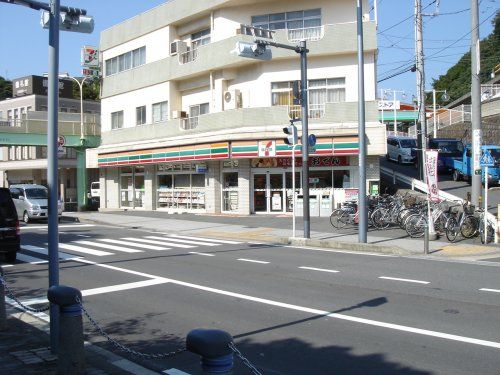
[[299, 40, 310, 239]]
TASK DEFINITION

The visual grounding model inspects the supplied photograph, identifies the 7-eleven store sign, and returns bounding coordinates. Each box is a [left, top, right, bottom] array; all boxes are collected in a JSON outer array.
[[258, 140, 276, 157]]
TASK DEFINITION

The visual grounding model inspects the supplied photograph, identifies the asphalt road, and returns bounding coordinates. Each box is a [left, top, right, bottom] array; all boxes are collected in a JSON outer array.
[[380, 158, 500, 214], [2, 222, 500, 374]]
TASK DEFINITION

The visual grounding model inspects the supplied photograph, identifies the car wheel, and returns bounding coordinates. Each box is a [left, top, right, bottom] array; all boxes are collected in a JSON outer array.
[[385, 153, 390, 161], [452, 170, 460, 182], [5, 252, 17, 263], [397, 156, 402, 164], [23, 211, 30, 224]]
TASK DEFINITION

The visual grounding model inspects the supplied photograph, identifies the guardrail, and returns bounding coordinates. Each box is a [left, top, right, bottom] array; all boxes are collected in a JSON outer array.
[[380, 166, 498, 243]]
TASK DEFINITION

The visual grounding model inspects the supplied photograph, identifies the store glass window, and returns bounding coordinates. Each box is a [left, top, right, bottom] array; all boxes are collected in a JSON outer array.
[[120, 174, 133, 207], [156, 167, 206, 211], [334, 170, 351, 188], [309, 170, 332, 189]]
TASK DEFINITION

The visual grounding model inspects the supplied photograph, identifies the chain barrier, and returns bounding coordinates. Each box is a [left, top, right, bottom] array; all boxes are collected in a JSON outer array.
[[76, 296, 187, 359], [0, 275, 50, 313], [229, 341, 262, 375]]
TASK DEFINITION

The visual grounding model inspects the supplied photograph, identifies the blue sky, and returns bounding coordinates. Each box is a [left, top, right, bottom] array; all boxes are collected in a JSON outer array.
[[0, 0, 497, 100]]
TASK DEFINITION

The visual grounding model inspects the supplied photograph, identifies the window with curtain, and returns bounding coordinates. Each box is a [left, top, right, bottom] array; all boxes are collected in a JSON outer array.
[[308, 78, 346, 105], [152, 101, 168, 123], [105, 46, 146, 76], [111, 110, 124, 129], [271, 82, 293, 106], [136, 106, 146, 125]]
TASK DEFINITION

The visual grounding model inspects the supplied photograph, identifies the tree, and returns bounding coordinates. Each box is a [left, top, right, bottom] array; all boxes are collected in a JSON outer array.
[[0, 76, 12, 100], [430, 10, 500, 106], [71, 78, 100, 101]]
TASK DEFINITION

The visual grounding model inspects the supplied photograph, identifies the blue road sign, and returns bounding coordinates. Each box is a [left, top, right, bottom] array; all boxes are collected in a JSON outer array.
[[480, 150, 495, 167], [308, 134, 317, 147]]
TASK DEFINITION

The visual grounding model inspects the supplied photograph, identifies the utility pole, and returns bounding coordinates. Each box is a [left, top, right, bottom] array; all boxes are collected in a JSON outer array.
[[415, 0, 426, 182], [470, 0, 482, 207], [357, 0, 367, 243]]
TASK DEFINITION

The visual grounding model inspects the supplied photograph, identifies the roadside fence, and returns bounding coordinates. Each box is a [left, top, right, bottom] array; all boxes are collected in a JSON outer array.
[[0, 275, 262, 374]]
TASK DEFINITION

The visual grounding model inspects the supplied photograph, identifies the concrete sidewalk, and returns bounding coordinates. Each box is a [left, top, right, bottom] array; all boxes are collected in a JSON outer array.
[[65, 211, 500, 260]]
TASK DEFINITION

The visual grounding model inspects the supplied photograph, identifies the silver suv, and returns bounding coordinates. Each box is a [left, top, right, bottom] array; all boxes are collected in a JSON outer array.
[[9, 184, 63, 223]]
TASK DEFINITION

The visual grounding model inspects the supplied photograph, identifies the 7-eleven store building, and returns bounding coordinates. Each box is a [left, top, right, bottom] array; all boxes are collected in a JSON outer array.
[[96, 135, 382, 216]]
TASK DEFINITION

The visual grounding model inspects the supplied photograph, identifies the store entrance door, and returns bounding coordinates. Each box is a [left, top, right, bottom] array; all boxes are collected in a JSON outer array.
[[252, 172, 285, 213]]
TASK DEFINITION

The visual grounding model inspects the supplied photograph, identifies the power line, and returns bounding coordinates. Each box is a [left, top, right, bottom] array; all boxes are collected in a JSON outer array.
[[377, 0, 437, 34]]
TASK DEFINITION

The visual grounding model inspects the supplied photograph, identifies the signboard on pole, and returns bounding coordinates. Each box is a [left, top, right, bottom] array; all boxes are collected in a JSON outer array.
[[377, 100, 400, 110], [425, 150, 440, 201], [480, 150, 495, 167], [81, 46, 99, 68], [57, 135, 66, 157], [473, 129, 482, 174], [258, 140, 276, 157]]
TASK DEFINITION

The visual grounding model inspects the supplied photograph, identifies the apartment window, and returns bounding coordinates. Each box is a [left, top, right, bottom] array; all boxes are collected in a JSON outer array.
[[105, 46, 146, 76], [152, 101, 168, 123], [7, 110, 12, 120], [252, 8, 321, 30], [191, 28, 211, 49], [189, 103, 209, 117], [308, 78, 346, 104], [13, 109, 18, 119], [111, 111, 124, 130], [136, 106, 146, 125], [271, 81, 294, 106], [0, 111, 3, 119]]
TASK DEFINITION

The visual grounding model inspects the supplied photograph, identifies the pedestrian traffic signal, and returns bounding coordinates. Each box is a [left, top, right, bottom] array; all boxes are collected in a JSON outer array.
[[283, 122, 298, 146]]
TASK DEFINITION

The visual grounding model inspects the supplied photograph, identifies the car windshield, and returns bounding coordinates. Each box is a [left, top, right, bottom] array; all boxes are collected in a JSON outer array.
[[25, 188, 48, 199], [432, 141, 463, 154], [489, 149, 500, 164], [400, 139, 417, 148]]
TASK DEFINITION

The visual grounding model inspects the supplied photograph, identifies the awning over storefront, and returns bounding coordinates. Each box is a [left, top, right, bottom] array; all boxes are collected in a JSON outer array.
[[97, 136, 359, 167]]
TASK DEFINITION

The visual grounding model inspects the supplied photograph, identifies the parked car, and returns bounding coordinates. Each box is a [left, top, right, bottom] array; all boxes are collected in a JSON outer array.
[[386, 136, 417, 164], [0, 187, 20, 263], [428, 138, 464, 173], [88, 181, 100, 208], [9, 184, 63, 223]]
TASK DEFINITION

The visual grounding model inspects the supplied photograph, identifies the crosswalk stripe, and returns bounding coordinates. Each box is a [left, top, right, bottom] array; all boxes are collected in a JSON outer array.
[[58, 243, 113, 256], [74, 240, 143, 253], [17, 253, 47, 264], [97, 238, 168, 251], [148, 236, 219, 247], [21, 245, 81, 260], [129, 237, 194, 248], [169, 234, 242, 245]]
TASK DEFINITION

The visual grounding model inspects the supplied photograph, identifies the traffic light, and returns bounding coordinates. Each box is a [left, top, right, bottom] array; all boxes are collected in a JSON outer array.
[[232, 41, 272, 60], [283, 122, 298, 146], [41, 11, 94, 34]]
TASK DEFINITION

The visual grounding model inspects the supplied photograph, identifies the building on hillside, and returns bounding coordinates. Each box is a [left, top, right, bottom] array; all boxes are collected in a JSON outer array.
[[89, 0, 385, 215], [0, 75, 100, 208]]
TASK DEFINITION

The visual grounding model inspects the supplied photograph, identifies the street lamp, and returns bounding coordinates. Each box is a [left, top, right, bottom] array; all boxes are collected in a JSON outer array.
[[427, 89, 449, 139], [383, 89, 406, 134], [59, 73, 89, 141]]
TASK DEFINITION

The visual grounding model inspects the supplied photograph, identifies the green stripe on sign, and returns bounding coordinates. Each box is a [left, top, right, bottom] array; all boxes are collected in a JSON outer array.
[[212, 147, 228, 154], [232, 146, 257, 152], [334, 142, 358, 149], [195, 148, 211, 155], [140, 154, 153, 160]]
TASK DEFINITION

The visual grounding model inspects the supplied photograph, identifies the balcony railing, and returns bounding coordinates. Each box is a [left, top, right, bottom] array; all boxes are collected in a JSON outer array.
[[287, 26, 324, 42], [179, 49, 199, 65], [481, 84, 500, 101], [287, 103, 325, 119], [180, 116, 199, 130]]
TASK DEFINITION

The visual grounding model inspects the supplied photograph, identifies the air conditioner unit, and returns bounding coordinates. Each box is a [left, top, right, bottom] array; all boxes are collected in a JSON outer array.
[[223, 89, 242, 110], [172, 110, 188, 119], [170, 40, 188, 56]]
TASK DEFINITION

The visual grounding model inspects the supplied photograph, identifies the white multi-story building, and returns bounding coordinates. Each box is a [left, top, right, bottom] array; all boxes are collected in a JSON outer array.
[[91, 0, 385, 215]]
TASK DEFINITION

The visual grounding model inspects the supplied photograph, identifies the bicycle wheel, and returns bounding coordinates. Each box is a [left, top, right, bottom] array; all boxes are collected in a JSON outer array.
[[445, 217, 459, 242], [480, 221, 495, 244], [329, 209, 342, 229], [372, 208, 390, 229], [460, 215, 479, 238], [405, 214, 427, 238]]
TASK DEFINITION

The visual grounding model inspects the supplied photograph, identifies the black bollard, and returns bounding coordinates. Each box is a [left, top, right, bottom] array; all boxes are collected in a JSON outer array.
[[0, 270, 6, 331], [186, 328, 234, 374], [47, 285, 85, 375]]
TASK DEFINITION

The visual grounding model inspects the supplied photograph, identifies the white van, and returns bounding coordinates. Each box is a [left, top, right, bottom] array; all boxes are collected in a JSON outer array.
[[386, 136, 417, 164], [9, 184, 63, 223]]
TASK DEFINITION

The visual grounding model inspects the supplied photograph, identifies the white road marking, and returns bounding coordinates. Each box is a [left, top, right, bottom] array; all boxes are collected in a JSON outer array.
[[237, 258, 269, 264], [21, 245, 81, 260], [379, 276, 430, 285], [76, 234, 91, 238], [74, 258, 500, 350], [16, 253, 46, 264], [98, 238, 168, 251], [127, 237, 194, 248], [74, 240, 143, 253], [0, 265, 13, 268], [146, 236, 219, 247], [189, 252, 215, 257], [286, 245, 396, 257], [58, 243, 113, 256], [299, 266, 340, 273], [169, 234, 241, 244], [21, 224, 95, 230], [479, 288, 500, 293]]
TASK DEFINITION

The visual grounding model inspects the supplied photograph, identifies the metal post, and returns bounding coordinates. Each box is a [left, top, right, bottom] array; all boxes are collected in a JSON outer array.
[[292, 143, 297, 238], [48, 0, 61, 354], [380, 88, 384, 128], [415, 0, 424, 181], [186, 329, 234, 374], [470, 0, 482, 207], [484, 166, 488, 238], [433, 89, 437, 138], [393, 90, 397, 133], [357, 0, 367, 243], [0, 270, 6, 331], [300, 40, 310, 239]]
